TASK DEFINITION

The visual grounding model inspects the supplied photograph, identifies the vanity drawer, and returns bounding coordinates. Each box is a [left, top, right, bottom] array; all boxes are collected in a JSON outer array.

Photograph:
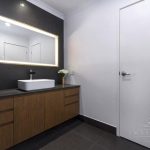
[[64, 102, 79, 121], [0, 123, 13, 150], [64, 95, 79, 105], [0, 111, 13, 125], [0, 97, 13, 112], [64, 88, 79, 97]]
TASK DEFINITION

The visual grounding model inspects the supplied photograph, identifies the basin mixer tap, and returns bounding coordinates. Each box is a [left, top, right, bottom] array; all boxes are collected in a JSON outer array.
[[29, 69, 35, 80]]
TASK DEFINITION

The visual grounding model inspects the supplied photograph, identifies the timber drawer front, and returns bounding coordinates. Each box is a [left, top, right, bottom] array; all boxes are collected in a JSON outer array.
[[0, 97, 14, 150], [64, 88, 79, 97], [0, 110, 13, 125], [0, 97, 13, 112]]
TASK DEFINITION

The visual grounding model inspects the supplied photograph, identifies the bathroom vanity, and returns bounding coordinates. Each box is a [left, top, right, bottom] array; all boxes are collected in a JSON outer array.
[[0, 85, 80, 150]]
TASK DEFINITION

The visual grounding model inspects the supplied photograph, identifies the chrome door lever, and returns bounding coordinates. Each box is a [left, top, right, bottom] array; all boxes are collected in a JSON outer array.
[[121, 71, 131, 77]]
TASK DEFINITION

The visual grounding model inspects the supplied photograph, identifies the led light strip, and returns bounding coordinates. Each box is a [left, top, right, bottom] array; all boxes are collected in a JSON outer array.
[[0, 60, 58, 67]]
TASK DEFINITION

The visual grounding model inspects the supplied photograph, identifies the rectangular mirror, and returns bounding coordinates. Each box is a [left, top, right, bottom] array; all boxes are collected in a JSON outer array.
[[0, 16, 59, 67]]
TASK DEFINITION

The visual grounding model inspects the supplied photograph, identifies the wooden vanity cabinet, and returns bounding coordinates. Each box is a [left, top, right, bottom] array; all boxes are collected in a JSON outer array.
[[45, 90, 64, 130], [45, 88, 80, 129], [0, 97, 14, 150], [0, 86, 79, 149], [14, 93, 45, 144]]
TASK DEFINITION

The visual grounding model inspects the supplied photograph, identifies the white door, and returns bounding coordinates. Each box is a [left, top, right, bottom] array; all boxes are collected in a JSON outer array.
[[120, 0, 150, 148]]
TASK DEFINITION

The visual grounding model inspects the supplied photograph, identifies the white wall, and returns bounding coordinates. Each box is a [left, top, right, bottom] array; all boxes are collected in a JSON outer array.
[[64, 0, 139, 129]]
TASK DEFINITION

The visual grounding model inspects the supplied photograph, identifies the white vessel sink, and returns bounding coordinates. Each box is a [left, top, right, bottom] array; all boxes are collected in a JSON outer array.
[[18, 79, 55, 91]]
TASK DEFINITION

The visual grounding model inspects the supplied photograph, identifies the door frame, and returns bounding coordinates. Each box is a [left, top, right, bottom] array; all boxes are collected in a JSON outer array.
[[117, 0, 145, 136]]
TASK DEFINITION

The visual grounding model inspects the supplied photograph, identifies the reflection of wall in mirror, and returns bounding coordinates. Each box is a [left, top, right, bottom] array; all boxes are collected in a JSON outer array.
[[0, 31, 29, 62], [0, 30, 56, 65], [41, 35, 55, 64], [29, 34, 55, 64], [29, 36, 41, 63]]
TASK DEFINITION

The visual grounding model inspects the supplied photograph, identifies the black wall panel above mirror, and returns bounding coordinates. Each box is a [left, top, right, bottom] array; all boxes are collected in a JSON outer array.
[[0, 0, 64, 90]]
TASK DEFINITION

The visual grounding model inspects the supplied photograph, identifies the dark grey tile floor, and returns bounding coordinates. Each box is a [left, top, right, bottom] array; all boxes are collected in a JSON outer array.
[[10, 119, 149, 150]]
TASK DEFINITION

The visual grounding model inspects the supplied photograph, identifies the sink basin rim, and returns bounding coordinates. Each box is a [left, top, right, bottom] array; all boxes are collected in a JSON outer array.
[[18, 79, 54, 83]]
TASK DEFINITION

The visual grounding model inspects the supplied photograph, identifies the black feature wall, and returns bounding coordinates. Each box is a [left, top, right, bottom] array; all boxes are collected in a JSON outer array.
[[0, 0, 64, 90]]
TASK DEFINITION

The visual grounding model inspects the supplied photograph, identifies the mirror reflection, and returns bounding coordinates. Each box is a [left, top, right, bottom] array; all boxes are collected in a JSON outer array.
[[0, 16, 58, 67]]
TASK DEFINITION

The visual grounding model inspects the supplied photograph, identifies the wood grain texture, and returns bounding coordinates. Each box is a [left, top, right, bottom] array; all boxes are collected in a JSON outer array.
[[14, 93, 45, 144], [64, 102, 79, 121], [0, 97, 13, 111], [45, 90, 64, 130], [0, 123, 13, 150], [64, 95, 79, 105], [0, 110, 13, 125], [64, 88, 79, 97]]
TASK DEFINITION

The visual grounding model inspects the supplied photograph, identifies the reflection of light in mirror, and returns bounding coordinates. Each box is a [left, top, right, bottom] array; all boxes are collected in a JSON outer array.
[[20, 3, 25, 7], [5, 22, 11, 27], [0, 16, 57, 38], [0, 60, 57, 67]]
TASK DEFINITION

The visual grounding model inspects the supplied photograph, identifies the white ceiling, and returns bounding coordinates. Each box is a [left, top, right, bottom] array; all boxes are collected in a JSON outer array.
[[41, 0, 89, 14]]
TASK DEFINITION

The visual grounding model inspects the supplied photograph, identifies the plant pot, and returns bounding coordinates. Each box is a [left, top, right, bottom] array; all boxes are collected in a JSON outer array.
[[62, 77, 65, 86]]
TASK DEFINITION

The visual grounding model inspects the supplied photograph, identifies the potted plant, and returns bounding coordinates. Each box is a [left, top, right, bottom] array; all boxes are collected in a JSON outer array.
[[58, 69, 69, 85]]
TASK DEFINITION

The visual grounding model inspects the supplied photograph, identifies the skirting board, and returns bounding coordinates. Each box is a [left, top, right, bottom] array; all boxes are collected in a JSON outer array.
[[78, 115, 116, 135]]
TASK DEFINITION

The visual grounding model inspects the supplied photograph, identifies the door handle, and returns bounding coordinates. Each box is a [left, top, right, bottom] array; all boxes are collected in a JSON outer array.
[[121, 71, 131, 76]]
